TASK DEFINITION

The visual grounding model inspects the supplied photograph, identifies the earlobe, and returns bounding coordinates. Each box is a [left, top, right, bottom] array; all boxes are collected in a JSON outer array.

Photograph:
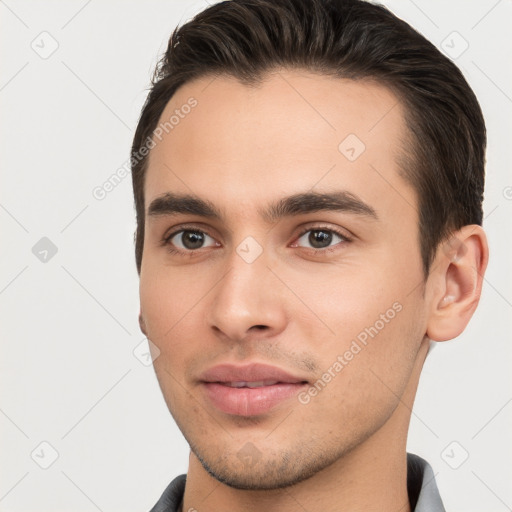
[[426, 225, 488, 342], [139, 312, 148, 336]]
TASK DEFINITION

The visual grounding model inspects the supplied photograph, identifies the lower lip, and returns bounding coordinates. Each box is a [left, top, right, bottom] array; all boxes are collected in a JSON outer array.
[[202, 382, 307, 416]]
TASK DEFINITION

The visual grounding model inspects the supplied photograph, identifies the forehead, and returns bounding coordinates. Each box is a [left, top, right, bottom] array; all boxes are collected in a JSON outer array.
[[144, 69, 415, 223]]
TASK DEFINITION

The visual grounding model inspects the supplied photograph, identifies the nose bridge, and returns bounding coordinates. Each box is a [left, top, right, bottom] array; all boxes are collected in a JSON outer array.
[[207, 242, 286, 339], [225, 249, 268, 306]]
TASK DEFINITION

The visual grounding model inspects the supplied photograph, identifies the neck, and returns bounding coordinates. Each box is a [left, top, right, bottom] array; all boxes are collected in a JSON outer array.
[[182, 338, 430, 512]]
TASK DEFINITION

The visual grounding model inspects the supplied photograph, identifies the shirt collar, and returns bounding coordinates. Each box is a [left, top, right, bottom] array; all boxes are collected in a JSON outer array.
[[149, 453, 445, 512], [407, 453, 446, 512]]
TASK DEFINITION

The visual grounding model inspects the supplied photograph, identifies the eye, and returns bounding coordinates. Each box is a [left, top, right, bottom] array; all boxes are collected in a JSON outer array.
[[167, 229, 218, 251], [294, 228, 348, 250]]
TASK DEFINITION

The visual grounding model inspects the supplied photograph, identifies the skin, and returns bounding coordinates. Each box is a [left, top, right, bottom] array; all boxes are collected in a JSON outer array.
[[138, 69, 488, 512]]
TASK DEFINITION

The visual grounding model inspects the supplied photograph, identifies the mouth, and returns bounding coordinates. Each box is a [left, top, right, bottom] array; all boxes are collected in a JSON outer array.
[[199, 363, 310, 417], [222, 380, 284, 388]]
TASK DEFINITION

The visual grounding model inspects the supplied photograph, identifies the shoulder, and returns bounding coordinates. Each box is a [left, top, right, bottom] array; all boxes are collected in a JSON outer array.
[[407, 453, 446, 512], [148, 474, 187, 512]]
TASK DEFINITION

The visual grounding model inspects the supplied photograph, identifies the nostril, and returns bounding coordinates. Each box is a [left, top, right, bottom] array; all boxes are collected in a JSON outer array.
[[251, 325, 268, 330]]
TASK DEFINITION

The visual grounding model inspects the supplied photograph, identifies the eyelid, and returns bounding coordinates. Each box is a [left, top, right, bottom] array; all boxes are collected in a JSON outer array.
[[170, 230, 217, 249], [161, 223, 219, 245], [159, 222, 353, 255], [160, 225, 222, 257], [291, 223, 353, 246]]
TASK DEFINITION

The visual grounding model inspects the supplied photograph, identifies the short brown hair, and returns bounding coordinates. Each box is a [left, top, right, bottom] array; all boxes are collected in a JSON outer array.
[[131, 0, 486, 276]]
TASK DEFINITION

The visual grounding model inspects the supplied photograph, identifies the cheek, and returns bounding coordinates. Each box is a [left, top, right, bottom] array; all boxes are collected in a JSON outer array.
[[139, 262, 207, 340], [285, 260, 425, 382], [281, 261, 407, 340], [296, 297, 425, 441], [139, 262, 224, 380]]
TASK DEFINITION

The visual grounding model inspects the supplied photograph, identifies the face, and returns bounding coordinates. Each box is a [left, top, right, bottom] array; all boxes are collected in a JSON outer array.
[[139, 70, 432, 489]]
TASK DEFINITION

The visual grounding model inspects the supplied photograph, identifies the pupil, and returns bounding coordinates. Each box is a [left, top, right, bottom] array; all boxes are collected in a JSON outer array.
[[309, 230, 332, 248], [183, 231, 204, 249]]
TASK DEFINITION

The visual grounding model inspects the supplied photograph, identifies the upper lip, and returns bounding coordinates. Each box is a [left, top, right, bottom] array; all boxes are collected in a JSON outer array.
[[199, 363, 309, 384]]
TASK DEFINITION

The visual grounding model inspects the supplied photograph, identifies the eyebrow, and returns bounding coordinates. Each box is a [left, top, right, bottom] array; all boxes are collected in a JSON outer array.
[[148, 193, 220, 218], [147, 191, 378, 222], [261, 191, 377, 222]]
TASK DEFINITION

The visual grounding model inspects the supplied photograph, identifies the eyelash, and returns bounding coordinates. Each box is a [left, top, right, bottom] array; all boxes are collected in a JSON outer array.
[[294, 226, 352, 253], [161, 225, 216, 256], [161, 225, 352, 255]]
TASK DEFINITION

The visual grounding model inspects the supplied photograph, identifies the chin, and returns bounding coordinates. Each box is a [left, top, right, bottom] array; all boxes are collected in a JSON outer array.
[[190, 442, 341, 491]]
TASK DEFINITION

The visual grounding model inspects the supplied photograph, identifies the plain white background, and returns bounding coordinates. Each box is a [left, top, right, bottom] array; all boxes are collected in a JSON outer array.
[[1, 1, 511, 511]]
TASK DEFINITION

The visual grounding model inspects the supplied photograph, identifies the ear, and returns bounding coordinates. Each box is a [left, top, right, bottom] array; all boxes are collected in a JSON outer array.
[[426, 225, 489, 342], [139, 311, 148, 336]]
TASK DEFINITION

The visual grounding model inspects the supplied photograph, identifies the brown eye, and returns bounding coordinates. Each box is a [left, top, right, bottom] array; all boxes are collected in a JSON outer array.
[[168, 230, 216, 250], [308, 230, 332, 248], [296, 229, 347, 249]]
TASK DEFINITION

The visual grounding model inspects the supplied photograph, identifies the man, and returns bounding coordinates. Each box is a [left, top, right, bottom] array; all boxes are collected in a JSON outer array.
[[130, 0, 488, 510]]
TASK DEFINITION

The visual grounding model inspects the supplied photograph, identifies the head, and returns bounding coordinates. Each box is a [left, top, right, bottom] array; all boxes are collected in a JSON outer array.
[[132, 0, 488, 490]]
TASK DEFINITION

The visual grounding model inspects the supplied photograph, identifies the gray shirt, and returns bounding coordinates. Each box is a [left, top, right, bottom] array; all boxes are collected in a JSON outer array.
[[149, 452, 445, 512]]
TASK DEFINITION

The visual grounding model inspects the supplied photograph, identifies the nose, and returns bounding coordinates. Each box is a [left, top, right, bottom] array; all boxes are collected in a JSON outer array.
[[206, 249, 288, 343]]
